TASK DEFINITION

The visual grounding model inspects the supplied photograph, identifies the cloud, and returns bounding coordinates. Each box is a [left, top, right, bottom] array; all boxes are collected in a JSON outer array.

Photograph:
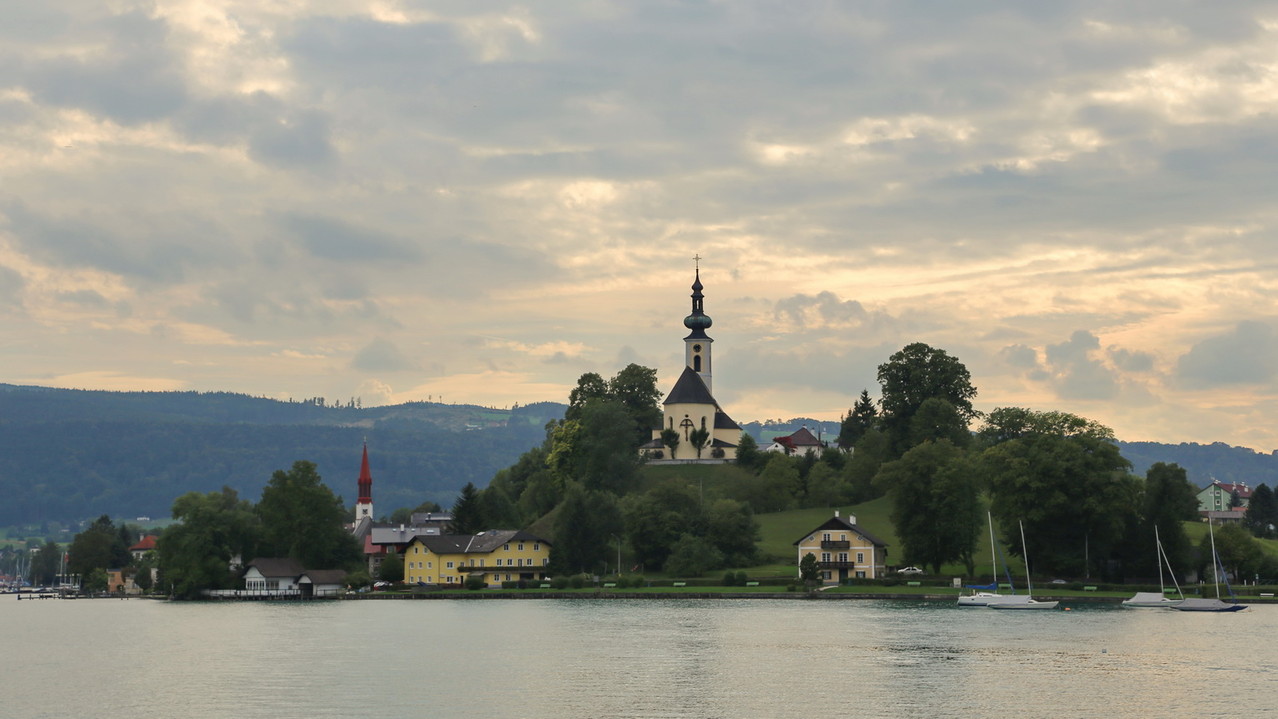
[[1176, 321, 1278, 388], [772, 292, 898, 332], [0, 264, 24, 308], [351, 338, 418, 373]]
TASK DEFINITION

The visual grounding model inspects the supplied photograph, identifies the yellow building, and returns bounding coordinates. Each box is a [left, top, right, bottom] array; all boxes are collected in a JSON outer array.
[[403, 530, 552, 587], [794, 512, 889, 585]]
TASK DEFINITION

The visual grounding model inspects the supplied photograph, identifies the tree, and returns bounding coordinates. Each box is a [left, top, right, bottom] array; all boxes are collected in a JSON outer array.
[[704, 499, 760, 567], [841, 428, 890, 503], [1208, 523, 1263, 583], [1141, 463, 1200, 574], [838, 390, 878, 449], [688, 426, 710, 460], [621, 481, 701, 571], [804, 462, 850, 508], [68, 515, 130, 579], [574, 399, 643, 491], [257, 461, 361, 570], [981, 410, 1136, 577], [876, 440, 982, 574], [908, 398, 971, 449], [664, 534, 723, 577], [736, 454, 801, 513], [378, 551, 404, 583], [449, 482, 486, 535], [877, 343, 978, 457], [734, 432, 763, 471], [660, 428, 681, 458], [799, 552, 821, 584], [549, 486, 623, 574], [1244, 484, 1277, 538], [565, 372, 609, 422], [158, 487, 260, 599], [84, 568, 109, 594], [608, 363, 663, 446], [30, 540, 62, 586]]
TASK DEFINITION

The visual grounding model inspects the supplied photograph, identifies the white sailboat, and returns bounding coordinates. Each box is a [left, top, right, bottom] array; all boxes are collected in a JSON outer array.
[[1175, 519, 1246, 613], [958, 512, 1030, 607], [988, 521, 1058, 610], [1122, 525, 1184, 608]]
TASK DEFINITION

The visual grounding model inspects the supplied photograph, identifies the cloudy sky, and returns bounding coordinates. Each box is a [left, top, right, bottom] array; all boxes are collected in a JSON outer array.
[[3, 1, 1277, 451]]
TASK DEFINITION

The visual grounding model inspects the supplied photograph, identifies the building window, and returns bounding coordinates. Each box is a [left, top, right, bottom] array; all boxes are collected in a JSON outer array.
[[504, 544, 510, 551], [534, 543, 540, 551], [693, 355, 702, 372], [855, 571, 866, 579], [446, 561, 454, 569], [856, 552, 864, 564], [822, 533, 831, 541], [821, 553, 831, 562], [505, 574, 511, 581], [446, 576, 453, 584], [840, 534, 846, 541], [823, 571, 831, 580], [839, 553, 848, 563], [518, 543, 524, 551]]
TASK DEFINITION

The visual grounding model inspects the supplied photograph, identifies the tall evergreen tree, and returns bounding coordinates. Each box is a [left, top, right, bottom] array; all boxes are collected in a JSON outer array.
[[838, 390, 878, 449], [449, 482, 486, 535]]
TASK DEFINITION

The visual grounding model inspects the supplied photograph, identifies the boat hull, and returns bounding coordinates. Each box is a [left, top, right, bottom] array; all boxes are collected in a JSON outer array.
[[1122, 592, 1183, 609], [1174, 598, 1246, 612], [958, 593, 1030, 607], [988, 599, 1059, 610]]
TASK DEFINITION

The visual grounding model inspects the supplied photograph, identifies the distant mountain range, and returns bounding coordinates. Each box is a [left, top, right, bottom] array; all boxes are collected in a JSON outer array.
[[0, 384, 564, 527], [3, 385, 1275, 526]]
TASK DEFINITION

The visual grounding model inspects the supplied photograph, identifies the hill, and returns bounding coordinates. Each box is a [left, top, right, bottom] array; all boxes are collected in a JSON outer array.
[[0, 384, 565, 526]]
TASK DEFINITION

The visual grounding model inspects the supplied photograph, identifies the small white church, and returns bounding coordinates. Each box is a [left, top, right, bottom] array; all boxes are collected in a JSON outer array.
[[640, 262, 741, 463]]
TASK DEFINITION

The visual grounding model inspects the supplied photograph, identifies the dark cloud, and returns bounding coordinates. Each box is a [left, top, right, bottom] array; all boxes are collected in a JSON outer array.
[[1109, 347, 1155, 373], [351, 338, 418, 373], [773, 292, 897, 331], [20, 11, 187, 125], [1043, 330, 1119, 400], [1176, 321, 1277, 387], [0, 265, 24, 308], [247, 110, 336, 168], [279, 214, 421, 264]]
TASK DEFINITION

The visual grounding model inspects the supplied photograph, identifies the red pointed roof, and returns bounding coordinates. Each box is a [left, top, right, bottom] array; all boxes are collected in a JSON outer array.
[[129, 535, 157, 552], [357, 443, 373, 505]]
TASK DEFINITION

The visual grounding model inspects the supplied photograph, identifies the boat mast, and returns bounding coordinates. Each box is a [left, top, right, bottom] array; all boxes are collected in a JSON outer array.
[[1208, 519, 1220, 600], [1019, 520, 1034, 599], [988, 511, 998, 590], [1155, 525, 1166, 595]]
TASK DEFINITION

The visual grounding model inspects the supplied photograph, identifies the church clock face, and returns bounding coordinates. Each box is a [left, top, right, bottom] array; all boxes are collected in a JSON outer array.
[[693, 344, 702, 352]]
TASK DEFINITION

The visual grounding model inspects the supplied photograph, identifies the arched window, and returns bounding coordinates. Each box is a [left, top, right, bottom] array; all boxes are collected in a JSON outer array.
[[693, 355, 702, 372]]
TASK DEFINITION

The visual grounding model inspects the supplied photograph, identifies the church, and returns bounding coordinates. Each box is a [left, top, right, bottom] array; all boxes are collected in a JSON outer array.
[[640, 262, 741, 462]]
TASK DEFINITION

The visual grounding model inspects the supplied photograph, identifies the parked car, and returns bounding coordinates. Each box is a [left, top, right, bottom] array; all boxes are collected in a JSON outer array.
[[897, 566, 924, 576]]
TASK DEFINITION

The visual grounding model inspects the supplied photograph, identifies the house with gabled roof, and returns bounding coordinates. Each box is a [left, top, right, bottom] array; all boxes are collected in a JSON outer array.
[[794, 511, 889, 585], [403, 530, 551, 588], [640, 262, 741, 462], [1198, 480, 1251, 515], [765, 427, 827, 457]]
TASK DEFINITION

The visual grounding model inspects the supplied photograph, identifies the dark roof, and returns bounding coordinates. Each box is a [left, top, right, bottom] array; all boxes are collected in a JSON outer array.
[[710, 438, 738, 448], [639, 438, 664, 449], [407, 530, 551, 555], [663, 366, 717, 405], [793, 515, 889, 548], [245, 557, 305, 578], [300, 569, 348, 585], [714, 409, 740, 430], [787, 427, 823, 446]]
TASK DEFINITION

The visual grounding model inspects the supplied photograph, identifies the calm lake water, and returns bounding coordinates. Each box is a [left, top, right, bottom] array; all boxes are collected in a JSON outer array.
[[3, 596, 1275, 718]]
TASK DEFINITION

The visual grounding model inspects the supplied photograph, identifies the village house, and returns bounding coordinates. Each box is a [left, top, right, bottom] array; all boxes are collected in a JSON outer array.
[[1197, 480, 1250, 516], [794, 512, 889, 585], [403, 530, 551, 588], [764, 427, 827, 457]]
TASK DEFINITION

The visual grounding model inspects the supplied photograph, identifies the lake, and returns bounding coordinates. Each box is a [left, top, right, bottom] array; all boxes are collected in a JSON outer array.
[[3, 596, 1275, 718]]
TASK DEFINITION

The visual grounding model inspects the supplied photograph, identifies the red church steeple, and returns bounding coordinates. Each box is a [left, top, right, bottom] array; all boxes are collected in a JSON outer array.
[[355, 442, 374, 522]]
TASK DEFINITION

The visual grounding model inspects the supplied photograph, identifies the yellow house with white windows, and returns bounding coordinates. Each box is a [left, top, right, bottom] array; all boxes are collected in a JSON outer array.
[[794, 511, 888, 585], [403, 530, 552, 587]]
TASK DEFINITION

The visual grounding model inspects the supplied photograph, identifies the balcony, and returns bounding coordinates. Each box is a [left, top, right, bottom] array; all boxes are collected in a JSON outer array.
[[820, 540, 851, 550], [817, 561, 857, 570]]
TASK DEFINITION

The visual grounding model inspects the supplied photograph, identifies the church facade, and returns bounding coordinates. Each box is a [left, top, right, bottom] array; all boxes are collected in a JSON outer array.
[[640, 264, 741, 462]]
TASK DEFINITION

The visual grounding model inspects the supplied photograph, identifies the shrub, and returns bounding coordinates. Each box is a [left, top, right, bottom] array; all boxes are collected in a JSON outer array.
[[735, 571, 749, 586], [552, 576, 570, 590], [464, 576, 486, 590], [722, 571, 739, 587], [569, 574, 586, 589]]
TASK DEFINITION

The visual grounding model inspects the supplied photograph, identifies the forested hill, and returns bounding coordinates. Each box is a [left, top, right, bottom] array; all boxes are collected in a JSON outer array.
[[0, 384, 565, 525], [1117, 440, 1278, 489]]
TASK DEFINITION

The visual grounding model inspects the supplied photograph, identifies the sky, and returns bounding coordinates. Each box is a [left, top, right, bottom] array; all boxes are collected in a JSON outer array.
[[2, 1, 1277, 451]]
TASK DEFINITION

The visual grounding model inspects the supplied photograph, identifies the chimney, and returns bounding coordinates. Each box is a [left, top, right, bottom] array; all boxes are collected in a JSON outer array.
[[834, 510, 839, 518]]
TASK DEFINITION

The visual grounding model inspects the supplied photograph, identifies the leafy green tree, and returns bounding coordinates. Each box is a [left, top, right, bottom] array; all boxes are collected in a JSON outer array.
[[608, 363, 663, 446], [134, 553, 156, 592], [1141, 463, 1200, 573], [257, 461, 361, 570], [736, 453, 801, 513], [68, 515, 130, 578], [734, 432, 764, 471], [1244, 483, 1277, 538], [30, 540, 62, 586], [85, 568, 110, 593], [549, 486, 623, 574], [842, 428, 889, 503], [704, 499, 760, 566], [877, 343, 978, 456], [159, 487, 260, 599], [908, 398, 972, 449], [574, 399, 643, 491], [621, 482, 701, 570], [804, 462, 850, 508], [876, 440, 982, 574], [1207, 522, 1263, 583], [981, 410, 1136, 577], [378, 551, 404, 583], [688, 426, 711, 460], [449, 482, 486, 535], [515, 471, 561, 523], [838, 390, 878, 449], [478, 485, 520, 528], [389, 507, 415, 525], [660, 428, 681, 458], [664, 534, 723, 577], [565, 372, 609, 422], [799, 552, 821, 584]]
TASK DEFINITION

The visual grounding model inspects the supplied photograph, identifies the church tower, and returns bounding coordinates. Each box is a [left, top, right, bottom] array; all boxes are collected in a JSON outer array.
[[683, 258, 713, 393], [355, 443, 374, 523], [640, 259, 740, 462]]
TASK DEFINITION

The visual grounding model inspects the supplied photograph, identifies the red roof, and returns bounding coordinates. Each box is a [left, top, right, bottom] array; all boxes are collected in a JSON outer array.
[[129, 535, 158, 552], [1212, 482, 1252, 499]]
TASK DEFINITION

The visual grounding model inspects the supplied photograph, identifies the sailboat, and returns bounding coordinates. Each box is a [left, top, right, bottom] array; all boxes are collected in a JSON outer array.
[[1175, 519, 1247, 612], [988, 521, 1058, 610], [958, 512, 1030, 607], [1122, 525, 1185, 608]]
